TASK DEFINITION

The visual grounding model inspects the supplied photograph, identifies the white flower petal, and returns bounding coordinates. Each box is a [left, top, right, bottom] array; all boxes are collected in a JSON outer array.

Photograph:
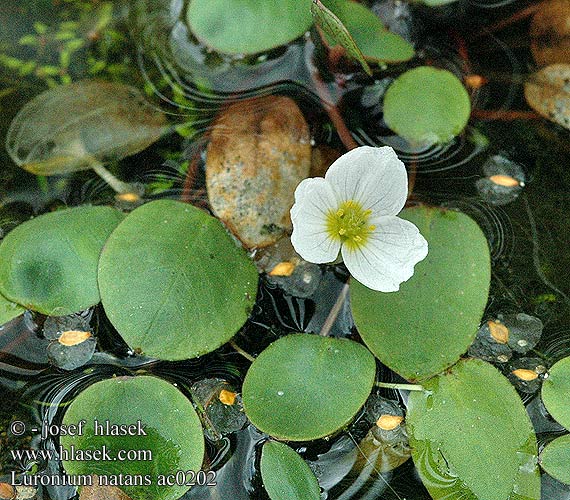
[[290, 177, 341, 263], [342, 215, 428, 292], [324, 146, 408, 216]]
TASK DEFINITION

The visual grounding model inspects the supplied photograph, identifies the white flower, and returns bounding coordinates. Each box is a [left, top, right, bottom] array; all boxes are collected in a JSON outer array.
[[290, 146, 428, 292]]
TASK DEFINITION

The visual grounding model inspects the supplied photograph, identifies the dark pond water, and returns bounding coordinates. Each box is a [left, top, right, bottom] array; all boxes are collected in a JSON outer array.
[[1, 0, 570, 499]]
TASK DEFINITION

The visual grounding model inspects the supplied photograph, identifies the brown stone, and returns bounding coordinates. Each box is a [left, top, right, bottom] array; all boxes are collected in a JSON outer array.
[[531, 0, 570, 66], [79, 475, 132, 500], [525, 64, 570, 129], [0, 483, 15, 500], [206, 96, 311, 249]]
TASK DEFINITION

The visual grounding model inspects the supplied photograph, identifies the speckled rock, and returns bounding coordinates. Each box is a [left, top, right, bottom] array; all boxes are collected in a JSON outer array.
[[525, 64, 570, 129], [206, 96, 311, 248]]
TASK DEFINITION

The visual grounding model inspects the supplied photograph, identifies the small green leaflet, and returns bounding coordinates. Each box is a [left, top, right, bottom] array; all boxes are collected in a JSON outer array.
[[310, 0, 372, 76]]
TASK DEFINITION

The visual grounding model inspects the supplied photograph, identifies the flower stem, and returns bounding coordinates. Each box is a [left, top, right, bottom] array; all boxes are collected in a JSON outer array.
[[229, 340, 255, 362], [320, 282, 350, 337], [375, 382, 424, 392], [91, 162, 133, 194]]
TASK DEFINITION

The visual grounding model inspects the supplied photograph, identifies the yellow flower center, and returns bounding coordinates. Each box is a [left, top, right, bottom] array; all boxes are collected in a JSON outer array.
[[326, 200, 375, 250]]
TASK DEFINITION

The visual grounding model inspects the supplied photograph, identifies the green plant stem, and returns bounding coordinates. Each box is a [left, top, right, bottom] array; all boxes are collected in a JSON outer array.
[[91, 161, 132, 194], [229, 340, 255, 362], [375, 382, 424, 392]]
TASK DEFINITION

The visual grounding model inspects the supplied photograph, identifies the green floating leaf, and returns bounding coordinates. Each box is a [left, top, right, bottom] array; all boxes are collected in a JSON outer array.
[[61, 376, 204, 500], [0, 293, 24, 325], [98, 200, 258, 360], [383, 66, 471, 146], [242, 333, 376, 441], [0, 206, 124, 315], [311, 0, 371, 75], [321, 0, 414, 64], [407, 358, 541, 500], [351, 206, 490, 382], [540, 434, 570, 484], [261, 441, 320, 500], [541, 356, 570, 429], [186, 0, 313, 55], [6, 80, 168, 175]]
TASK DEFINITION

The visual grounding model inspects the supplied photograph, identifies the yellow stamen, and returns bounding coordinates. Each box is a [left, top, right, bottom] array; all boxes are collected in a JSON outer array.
[[326, 199, 375, 249]]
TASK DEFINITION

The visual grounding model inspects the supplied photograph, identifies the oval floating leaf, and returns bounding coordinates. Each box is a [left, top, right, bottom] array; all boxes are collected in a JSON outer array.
[[542, 356, 570, 429], [206, 96, 311, 248], [0, 206, 124, 315], [61, 376, 204, 500], [186, 0, 313, 55], [98, 200, 258, 360], [525, 64, 570, 130], [407, 358, 540, 500], [0, 293, 24, 325], [261, 441, 320, 500], [540, 434, 570, 484], [320, 0, 414, 64], [242, 333, 376, 441], [6, 80, 168, 175], [351, 206, 490, 381], [383, 66, 471, 146]]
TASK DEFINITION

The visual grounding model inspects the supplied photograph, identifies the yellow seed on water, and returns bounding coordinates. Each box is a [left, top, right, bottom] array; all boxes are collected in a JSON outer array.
[[512, 368, 539, 381], [376, 414, 404, 431], [58, 330, 92, 346], [488, 320, 509, 344], [489, 175, 520, 187], [219, 389, 237, 406], [269, 261, 296, 277], [115, 191, 141, 203]]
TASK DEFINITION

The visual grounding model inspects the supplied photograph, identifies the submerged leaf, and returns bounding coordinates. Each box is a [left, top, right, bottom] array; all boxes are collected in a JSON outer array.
[[6, 80, 167, 175], [311, 0, 372, 75]]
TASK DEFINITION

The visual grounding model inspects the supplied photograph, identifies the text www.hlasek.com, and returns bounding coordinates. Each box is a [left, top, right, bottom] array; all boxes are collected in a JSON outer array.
[[11, 446, 152, 462]]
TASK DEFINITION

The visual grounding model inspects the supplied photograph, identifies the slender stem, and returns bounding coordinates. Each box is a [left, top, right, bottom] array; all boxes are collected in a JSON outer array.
[[91, 162, 133, 194], [320, 282, 350, 337], [473, 2, 542, 38], [229, 340, 255, 362], [375, 382, 424, 392], [472, 110, 541, 121], [309, 66, 358, 151]]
